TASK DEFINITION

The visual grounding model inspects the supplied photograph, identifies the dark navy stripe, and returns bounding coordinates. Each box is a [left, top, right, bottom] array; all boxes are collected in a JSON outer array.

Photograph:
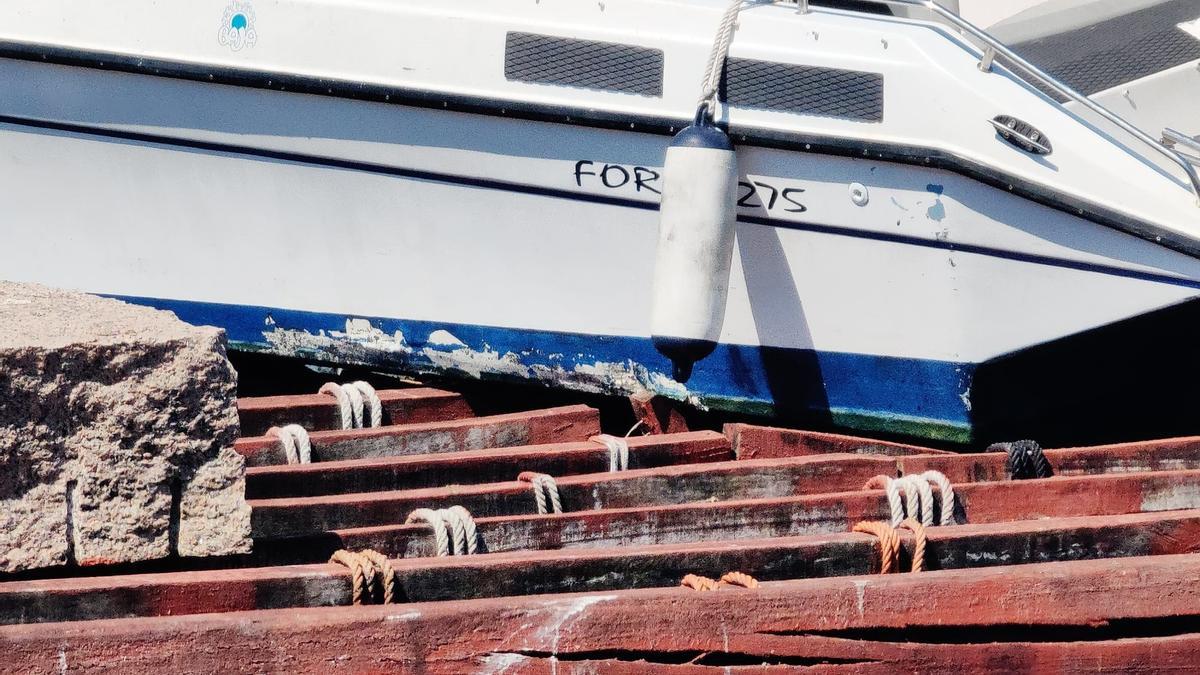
[[113, 294, 976, 434], [5, 112, 1199, 291], [2, 39, 1199, 259]]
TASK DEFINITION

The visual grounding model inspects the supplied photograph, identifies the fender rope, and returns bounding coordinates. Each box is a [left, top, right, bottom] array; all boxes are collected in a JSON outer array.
[[898, 518, 928, 573], [590, 434, 630, 472], [993, 440, 1054, 480], [404, 508, 451, 557], [518, 471, 563, 514], [266, 424, 312, 465], [697, 0, 748, 116], [852, 521, 901, 574]]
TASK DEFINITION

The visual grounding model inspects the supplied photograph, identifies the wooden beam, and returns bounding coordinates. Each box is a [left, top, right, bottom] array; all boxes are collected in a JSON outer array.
[[237, 387, 474, 436], [234, 405, 600, 466], [7, 554, 1200, 672], [5, 510, 1198, 625], [248, 453, 897, 536], [267, 468, 1200, 559], [725, 423, 953, 459], [245, 431, 732, 498]]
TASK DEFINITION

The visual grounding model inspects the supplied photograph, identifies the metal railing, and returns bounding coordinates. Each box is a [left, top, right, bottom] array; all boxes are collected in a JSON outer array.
[[795, 0, 1200, 205]]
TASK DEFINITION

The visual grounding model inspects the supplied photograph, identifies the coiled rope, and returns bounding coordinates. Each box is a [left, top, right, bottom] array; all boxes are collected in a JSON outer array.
[[898, 518, 928, 573], [319, 381, 383, 430], [266, 424, 312, 464], [519, 471, 563, 514], [852, 521, 902, 574], [863, 472, 957, 526], [328, 548, 397, 604], [992, 440, 1054, 480], [404, 506, 481, 556], [590, 434, 630, 472], [404, 508, 450, 557], [681, 571, 760, 591]]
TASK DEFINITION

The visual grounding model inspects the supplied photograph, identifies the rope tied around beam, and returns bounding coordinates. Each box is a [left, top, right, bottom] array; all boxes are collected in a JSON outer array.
[[319, 381, 383, 430], [328, 548, 396, 605], [992, 440, 1054, 480], [404, 506, 481, 556], [898, 518, 928, 573], [680, 572, 759, 591], [852, 521, 901, 574], [518, 471, 563, 514], [266, 424, 312, 464], [863, 472, 958, 526], [404, 508, 451, 557], [590, 434, 630, 472]]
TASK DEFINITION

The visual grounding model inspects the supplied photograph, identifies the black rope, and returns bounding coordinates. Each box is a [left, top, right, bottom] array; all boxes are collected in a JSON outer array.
[[989, 440, 1054, 480]]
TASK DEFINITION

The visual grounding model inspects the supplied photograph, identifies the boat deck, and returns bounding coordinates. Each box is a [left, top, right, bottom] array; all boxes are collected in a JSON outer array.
[[4, 384, 1200, 672]]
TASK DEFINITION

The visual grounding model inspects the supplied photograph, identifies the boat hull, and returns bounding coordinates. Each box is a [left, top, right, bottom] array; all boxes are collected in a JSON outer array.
[[4, 57, 1200, 444]]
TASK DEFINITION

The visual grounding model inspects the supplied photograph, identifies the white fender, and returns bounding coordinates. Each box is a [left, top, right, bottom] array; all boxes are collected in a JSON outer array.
[[650, 121, 738, 382]]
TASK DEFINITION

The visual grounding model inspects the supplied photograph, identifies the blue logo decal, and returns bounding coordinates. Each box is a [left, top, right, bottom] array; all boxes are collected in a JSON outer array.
[[218, 2, 258, 51]]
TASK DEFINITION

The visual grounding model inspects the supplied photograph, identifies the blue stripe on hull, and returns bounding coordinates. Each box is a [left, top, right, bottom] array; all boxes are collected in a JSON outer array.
[[118, 296, 976, 442]]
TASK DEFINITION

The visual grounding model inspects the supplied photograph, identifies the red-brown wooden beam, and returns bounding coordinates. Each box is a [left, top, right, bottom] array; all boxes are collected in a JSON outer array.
[[248, 453, 896, 536], [5, 510, 1198, 626], [248, 439, 1200, 538], [725, 423, 953, 459], [6, 554, 1200, 673], [245, 431, 732, 498], [237, 387, 474, 437], [260, 468, 1200, 560], [234, 404, 600, 466]]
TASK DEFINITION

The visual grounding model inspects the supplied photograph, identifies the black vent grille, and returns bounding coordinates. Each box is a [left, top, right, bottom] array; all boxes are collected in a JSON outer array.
[[723, 58, 884, 122], [504, 32, 664, 97]]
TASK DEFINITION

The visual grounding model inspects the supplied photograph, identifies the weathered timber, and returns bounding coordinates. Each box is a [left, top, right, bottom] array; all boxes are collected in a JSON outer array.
[[255, 468, 1200, 558], [725, 423, 953, 459], [5, 510, 1199, 625], [245, 431, 732, 498], [237, 387, 473, 436], [900, 436, 1200, 483], [248, 453, 895, 536], [6, 554, 1200, 673], [234, 404, 599, 466]]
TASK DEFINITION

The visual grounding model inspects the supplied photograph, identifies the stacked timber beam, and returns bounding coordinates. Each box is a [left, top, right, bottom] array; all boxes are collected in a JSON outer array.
[[5, 390, 1200, 673]]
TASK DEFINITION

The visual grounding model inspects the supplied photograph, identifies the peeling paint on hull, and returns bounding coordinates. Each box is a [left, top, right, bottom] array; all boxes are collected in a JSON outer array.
[[117, 296, 977, 444]]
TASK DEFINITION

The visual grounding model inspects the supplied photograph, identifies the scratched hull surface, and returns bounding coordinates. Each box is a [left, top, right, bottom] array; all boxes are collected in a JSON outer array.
[[3, 0, 1200, 443]]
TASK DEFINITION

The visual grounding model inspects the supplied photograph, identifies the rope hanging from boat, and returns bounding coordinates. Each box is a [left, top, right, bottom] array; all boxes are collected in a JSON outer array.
[[319, 381, 383, 430], [404, 506, 481, 556], [519, 471, 563, 514], [591, 434, 630, 472], [921, 470, 957, 526], [992, 440, 1054, 480], [329, 548, 396, 604], [267, 424, 312, 465], [696, 0, 748, 120]]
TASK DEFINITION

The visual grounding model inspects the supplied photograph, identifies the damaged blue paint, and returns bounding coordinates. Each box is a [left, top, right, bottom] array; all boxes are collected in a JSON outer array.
[[112, 295, 977, 443], [925, 183, 946, 222]]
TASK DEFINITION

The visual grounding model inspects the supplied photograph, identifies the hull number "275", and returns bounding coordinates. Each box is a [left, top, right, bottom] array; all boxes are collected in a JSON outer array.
[[574, 161, 808, 214]]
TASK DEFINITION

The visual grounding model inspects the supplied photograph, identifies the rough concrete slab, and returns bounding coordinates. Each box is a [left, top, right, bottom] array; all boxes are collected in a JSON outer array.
[[0, 281, 251, 572]]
